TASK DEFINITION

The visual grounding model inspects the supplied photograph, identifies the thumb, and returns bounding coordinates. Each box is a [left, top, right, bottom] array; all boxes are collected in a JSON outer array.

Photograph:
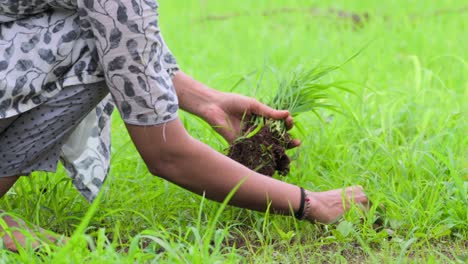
[[251, 101, 289, 120]]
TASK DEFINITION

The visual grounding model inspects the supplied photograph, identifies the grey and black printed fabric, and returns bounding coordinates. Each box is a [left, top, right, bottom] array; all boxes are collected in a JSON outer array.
[[60, 97, 115, 201], [0, 0, 179, 201]]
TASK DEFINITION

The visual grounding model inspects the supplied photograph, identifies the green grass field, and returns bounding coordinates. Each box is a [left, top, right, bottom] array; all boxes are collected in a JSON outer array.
[[1, 0, 466, 263]]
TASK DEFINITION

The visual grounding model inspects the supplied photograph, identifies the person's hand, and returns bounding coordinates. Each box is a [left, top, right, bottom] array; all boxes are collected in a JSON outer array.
[[304, 186, 369, 224], [202, 92, 301, 147]]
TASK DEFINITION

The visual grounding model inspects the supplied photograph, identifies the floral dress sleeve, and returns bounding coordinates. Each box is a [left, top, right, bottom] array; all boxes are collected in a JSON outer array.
[[76, 0, 179, 125]]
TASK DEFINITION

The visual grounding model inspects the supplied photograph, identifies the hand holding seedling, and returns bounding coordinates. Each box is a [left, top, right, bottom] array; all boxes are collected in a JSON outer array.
[[203, 92, 300, 147], [172, 71, 301, 146], [227, 66, 347, 176]]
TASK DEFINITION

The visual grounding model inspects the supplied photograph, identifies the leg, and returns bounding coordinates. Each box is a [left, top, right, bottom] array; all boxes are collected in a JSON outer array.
[[0, 175, 31, 252], [1, 175, 66, 252], [0, 119, 23, 250]]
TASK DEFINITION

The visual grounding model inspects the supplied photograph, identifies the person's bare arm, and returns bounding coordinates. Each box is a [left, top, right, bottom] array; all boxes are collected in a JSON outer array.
[[126, 118, 301, 214], [125, 118, 369, 223], [172, 71, 220, 119]]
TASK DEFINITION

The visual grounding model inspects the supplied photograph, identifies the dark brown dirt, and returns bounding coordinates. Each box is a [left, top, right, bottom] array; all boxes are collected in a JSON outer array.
[[227, 121, 292, 176]]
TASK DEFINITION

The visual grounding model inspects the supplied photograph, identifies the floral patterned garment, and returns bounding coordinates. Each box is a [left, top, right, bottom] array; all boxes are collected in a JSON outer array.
[[0, 0, 179, 201]]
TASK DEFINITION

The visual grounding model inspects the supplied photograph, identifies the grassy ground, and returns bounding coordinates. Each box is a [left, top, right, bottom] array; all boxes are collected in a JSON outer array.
[[1, 0, 467, 263]]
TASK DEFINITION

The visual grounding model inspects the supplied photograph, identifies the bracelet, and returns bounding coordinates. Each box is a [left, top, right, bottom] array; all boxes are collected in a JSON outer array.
[[294, 187, 306, 219]]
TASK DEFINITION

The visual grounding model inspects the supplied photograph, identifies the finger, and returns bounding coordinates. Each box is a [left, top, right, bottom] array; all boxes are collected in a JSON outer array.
[[250, 100, 289, 120], [355, 185, 364, 191], [345, 186, 368, 203], [349, 185, 364, 195], [286, 139, 301, 149]]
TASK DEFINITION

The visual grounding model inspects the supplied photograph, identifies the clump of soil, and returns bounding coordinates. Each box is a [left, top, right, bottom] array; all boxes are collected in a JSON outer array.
[[227, 120, 292, 176]]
